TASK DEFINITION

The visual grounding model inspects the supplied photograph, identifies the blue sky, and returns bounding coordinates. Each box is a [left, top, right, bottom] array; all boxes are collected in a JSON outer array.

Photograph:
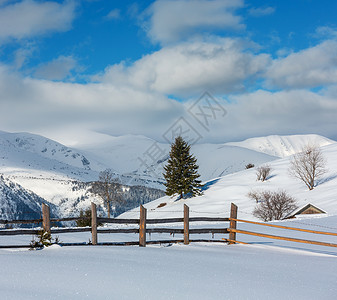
[[1, 0, 337, 145]]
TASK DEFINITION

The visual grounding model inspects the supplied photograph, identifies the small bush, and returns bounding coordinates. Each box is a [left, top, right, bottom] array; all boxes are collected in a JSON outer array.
[[256, 165, 272, 182], [245, 163, 255, 169], [249, 190, 298, 221], [30, 230, 52, 249]]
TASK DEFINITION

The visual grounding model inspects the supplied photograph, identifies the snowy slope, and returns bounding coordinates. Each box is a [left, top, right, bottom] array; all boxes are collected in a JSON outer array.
[[226, 134, 335, 158], [75, 133, 279, 183], [120, 142, 337, 220]]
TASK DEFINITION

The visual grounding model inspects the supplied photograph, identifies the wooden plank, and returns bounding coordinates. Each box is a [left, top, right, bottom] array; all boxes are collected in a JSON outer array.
[[42, 203, 50, 232], [184, 204, 189, 245], [0, 219, 42, 224], [51, 217, 88, 222], [189, 228, 229, 234], [97, 228, 139, 234], [0, 245, 32, 249], [96, 217, 229, 225], [60, 239, 228, 247], [228, 228, 337, 248], [146, 228, 184, 234], [147, 218, 184, 224], [189, 217, 229, 222], [229, 218, 337, 236], [51, 228, 92, 234], [139, 205, 147, 247], [91, 202, 97, 245], [97, 218, 139, 224], [142, 228, 228, 234], [229, 203, 238, 244], [0, 229, 39, 236]]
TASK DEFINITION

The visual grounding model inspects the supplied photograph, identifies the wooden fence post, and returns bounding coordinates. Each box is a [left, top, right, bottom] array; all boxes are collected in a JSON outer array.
[[229, 203, 238, 244], [184, 204, 189, 245], [139, 205, 147, 247], [91, 202, 97, 245], [42, 203, 50, 232]]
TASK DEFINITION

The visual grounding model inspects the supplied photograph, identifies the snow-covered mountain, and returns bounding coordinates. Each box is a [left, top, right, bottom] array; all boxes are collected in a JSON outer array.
[[0, 131, 164, 217], [0, 130, 335, 219], [120, 141, 337, 220], [0, 175, 57, 223]]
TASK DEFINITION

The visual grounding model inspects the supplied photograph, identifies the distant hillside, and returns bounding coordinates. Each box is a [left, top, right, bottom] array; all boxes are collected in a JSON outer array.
[[226, 134, 335, 158]]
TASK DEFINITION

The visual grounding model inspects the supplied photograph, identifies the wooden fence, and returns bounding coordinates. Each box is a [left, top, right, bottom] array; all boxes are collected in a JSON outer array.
[[0, 203, 237, 248], [1, 203, 337, 249]]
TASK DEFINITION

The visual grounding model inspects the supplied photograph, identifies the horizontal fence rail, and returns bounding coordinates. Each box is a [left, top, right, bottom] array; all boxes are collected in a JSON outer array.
[[228, 228, 337, 248]]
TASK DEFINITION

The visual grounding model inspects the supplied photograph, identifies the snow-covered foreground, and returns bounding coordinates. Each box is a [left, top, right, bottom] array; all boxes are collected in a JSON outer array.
[[1, 215, 337, 299], [1, 243, 337, 300]]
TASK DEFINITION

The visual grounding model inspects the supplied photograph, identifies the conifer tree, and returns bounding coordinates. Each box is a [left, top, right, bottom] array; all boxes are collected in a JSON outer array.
[[163, 136, 203, 199]]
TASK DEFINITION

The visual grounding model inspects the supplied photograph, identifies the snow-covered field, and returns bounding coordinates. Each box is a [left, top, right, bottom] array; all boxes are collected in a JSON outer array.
[[1, 215, 337, 300]]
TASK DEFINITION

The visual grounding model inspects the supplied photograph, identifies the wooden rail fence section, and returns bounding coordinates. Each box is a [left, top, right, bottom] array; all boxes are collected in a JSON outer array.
[[1, 203, 337, 249], [0, 203, 235, 248]]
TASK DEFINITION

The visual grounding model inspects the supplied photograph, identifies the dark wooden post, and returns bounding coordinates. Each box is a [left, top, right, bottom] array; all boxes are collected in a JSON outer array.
[[42, 203, 50, 232], [91, 202, 97, 245], [229, 203, 238, 244], [139, 205, 147, 247], [184, 204, 189, 245]]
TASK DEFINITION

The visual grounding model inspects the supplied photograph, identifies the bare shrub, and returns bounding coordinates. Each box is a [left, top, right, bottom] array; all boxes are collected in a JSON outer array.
[[289, 144, 327, 190], [256, 165, 272, 182], [245, 163, 255, 169], [249, 190, 298, 221], [247, 190, 261, 203]]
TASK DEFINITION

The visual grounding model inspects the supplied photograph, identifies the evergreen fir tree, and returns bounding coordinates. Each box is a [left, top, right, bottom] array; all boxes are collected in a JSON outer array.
[[163, 136, 203, 199]]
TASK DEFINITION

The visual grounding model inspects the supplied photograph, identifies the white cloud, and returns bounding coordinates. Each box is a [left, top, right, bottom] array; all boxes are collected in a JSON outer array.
[[34, 56, 78, 80], [265, 40, 337, 89], [100, 38, 270, 96], [13, 43, 36, 69], [248, 6, 275, 17], [105, 8, 121, 20], [0, 0, 76, 41], [1, 61, 337, 145], [213, 89, 337, 142], [145, 0, 245, 44], [0, 64, 184, 143]]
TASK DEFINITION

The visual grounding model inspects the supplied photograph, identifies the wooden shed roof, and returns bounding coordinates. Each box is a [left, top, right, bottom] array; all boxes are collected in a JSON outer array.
[[286, 203, 326, 219]]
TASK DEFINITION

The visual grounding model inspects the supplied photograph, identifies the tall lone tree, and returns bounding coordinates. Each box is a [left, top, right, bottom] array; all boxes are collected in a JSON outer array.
[[91, 169, 124, 218], [289, 144, 327, 190], [163, 136, 203, 199]]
